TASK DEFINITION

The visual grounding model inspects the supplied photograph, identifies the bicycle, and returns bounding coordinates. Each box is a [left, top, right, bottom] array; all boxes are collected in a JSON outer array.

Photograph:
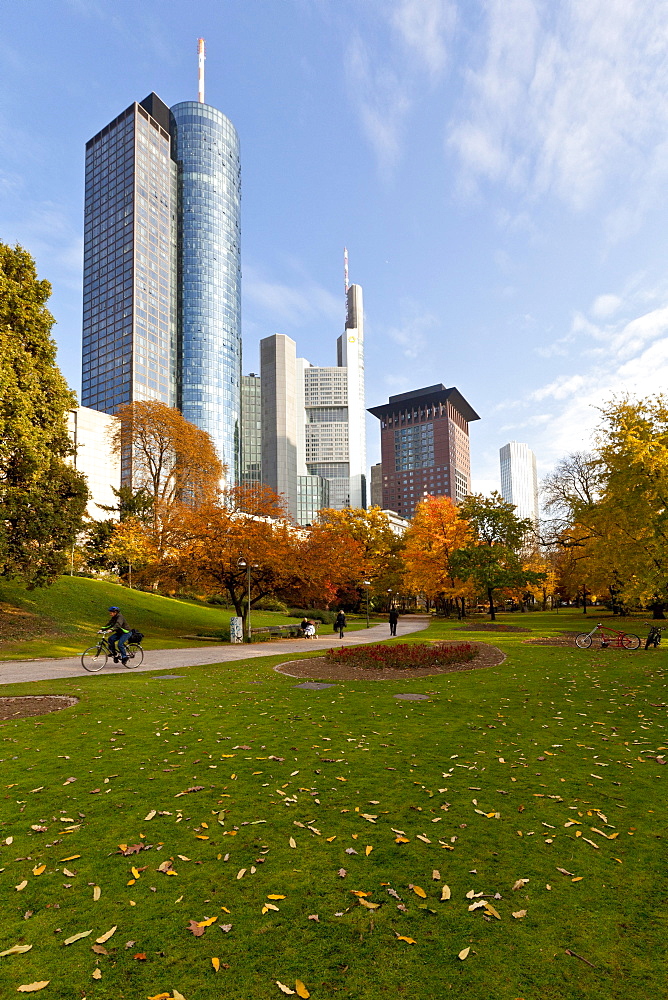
[[644, 622, 665, 649], [81, 630, 144, 672], [575, 622, 640, 650]]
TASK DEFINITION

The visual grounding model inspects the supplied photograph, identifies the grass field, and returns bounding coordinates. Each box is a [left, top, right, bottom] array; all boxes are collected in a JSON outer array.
[[0, 609, 665, 998], [0, 576, 380, 659]]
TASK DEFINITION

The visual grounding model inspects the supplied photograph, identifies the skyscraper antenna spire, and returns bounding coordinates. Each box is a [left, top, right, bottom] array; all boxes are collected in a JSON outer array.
[[198, 38, 206, 103], [344, 246, 349, 295]]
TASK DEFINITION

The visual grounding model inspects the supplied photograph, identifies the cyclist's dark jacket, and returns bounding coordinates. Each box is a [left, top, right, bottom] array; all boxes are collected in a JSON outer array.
[[102, 612, 131, 633]]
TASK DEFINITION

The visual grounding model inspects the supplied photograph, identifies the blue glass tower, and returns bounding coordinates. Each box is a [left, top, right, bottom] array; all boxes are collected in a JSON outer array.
[[170, 101, 242, 482]]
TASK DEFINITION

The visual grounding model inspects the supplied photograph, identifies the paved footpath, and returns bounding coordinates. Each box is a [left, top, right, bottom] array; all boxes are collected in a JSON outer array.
[[0, 617, 431, 686]]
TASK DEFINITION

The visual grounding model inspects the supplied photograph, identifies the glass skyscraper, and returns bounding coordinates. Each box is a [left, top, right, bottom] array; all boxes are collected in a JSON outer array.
[[81, 88, 241, 484]]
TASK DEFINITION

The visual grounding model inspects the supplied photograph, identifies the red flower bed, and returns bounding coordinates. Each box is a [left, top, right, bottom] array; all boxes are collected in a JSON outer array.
[[325, 642, 476, 670]]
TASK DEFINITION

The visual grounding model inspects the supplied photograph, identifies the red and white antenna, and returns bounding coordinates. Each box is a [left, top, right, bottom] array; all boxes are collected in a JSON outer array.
[[197, 38, 206, 103], [344, 246, 349, 295]]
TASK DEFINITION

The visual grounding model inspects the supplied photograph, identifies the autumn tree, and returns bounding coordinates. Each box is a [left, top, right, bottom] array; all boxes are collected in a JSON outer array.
[[0, 243, 88, 586], [402, 495, 472, 615], [316, 506, 404, 605], [104, 517, 157, 588], [450, 493, 544, 620], [279, 521, 365, 610], [111, 401, 223, 559], [170, 484, 302, 634]]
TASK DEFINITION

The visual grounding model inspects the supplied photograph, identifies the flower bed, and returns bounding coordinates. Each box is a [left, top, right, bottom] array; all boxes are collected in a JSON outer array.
[[324, 641, 476, 670]]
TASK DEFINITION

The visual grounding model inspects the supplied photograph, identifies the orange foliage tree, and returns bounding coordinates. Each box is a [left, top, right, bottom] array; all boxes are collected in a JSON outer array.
[[402, 495, 473, 614], [282, 521, 365, 609]]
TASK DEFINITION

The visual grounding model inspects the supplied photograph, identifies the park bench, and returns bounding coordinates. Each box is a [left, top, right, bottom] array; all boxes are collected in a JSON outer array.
[[249, 623, 320, 640]]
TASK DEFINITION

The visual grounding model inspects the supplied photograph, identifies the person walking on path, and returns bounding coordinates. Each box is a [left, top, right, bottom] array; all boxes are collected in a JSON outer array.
[[389, 608, 399, 636], [335, 610, 346, 639], [100, 606, 132, 665]]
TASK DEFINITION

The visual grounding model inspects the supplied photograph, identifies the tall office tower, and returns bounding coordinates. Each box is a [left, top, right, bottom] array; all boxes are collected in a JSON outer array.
[[170, 99, 241, 480], [370, 462, 382, 507], [241, 374, 262, 487], [368, 384, 479, 519], [260, 281, 367, 522], [499, 441, 539, 525], [81, 94, 177, 464], [81, 46, 241, 484]]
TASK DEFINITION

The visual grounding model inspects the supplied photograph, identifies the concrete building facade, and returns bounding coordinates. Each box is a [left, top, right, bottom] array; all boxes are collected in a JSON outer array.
[[67, 407, 121, 519], [368, 384, 479, 519], [260, 283, 366, 523]]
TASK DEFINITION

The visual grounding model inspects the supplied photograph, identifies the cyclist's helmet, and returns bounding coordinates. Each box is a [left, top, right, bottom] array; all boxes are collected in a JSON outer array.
[[108, 606, 120, 612]]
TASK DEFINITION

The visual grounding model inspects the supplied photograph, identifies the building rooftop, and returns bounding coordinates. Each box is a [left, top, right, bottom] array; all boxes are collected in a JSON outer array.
[[368, 384, 480, 423]]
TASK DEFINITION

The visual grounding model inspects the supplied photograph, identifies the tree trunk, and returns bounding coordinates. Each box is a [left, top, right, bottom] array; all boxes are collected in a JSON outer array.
[[488, 588, 496, 621], [460, 596, 466, 619], [650, 601, 666, 620]]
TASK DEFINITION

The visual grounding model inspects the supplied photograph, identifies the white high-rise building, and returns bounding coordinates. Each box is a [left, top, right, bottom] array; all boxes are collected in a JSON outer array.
[[499, 441, 539, 525], [260, 283, 366, 522]]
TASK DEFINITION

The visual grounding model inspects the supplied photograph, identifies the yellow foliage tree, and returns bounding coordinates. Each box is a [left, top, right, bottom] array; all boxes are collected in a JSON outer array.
[[402, 495, 473, 613]]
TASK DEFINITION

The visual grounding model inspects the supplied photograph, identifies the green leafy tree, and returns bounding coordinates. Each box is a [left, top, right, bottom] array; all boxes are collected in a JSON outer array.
[[450, 492, 544, 620], [0, 243, 87, 586]]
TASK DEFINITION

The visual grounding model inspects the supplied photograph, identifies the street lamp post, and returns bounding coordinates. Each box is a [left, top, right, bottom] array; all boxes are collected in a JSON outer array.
[[237, 557, 252, 642], [363, 580, 371, 629]]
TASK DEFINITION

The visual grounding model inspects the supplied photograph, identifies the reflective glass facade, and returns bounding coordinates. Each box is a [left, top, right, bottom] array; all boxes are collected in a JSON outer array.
[[241, 374, 262, 487], [170, 102, 242, 482]]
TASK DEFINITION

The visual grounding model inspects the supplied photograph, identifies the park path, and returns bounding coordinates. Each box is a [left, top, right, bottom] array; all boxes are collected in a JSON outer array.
[[0, 617, 431, 686]]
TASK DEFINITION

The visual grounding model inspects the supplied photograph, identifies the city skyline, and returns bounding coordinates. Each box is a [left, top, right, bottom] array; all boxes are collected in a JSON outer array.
[[3, 2, 668, 495]]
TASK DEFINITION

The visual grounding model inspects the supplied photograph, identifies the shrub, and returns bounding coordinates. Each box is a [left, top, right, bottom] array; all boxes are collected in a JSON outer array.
[[325, 641, 476, 670], [254, 597, 289, 613], [288, 607, 337, 625]]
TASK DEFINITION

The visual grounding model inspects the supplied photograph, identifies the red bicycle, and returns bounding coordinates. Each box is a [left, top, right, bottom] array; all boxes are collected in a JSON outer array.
[[575, 622, 640, 650]]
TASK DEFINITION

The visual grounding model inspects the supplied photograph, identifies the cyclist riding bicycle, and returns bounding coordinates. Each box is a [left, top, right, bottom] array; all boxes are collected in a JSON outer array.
[[100, 606, 132, 665]]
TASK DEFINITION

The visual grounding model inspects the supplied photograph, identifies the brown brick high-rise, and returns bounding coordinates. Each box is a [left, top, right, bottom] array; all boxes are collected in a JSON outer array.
[[368, 384, 480, 519]]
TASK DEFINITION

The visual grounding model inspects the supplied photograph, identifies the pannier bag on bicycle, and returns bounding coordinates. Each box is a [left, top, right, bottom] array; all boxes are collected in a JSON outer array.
[[129, 629, 144, 643]]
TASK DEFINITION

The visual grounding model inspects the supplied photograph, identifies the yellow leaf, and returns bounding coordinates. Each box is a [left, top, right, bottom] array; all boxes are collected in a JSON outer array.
[[395, 836, 410, 844], [458, 947, 470, 960], [177, 855, 190, 861], [16, 983, 50, 993], [358, 898, 380, 909], [237, 869, 246, 880], [264, 903, 279, 912], [221, 906, 230, 913], [127, 879, 136, 886], [267, 894, 286, 900], [144, 810, 156, 821], [365, 846, 373, 856], [93, 886, 101, 901], [295, 980, 310, 998], [201, 822, 208, 829], [95, 926, 117, 944], [326, 836, 336, 842], [58, 855, 80, 862], [395, 935, 417, 944], [172, 992, 187, 1000], [32, 865, 46, 877], [15, 881, 28, 892], [572, 876, 583, 882], [197, 916, 218, 928], [350, 891, 371, 897], [195, 835, 209, 840], [0, 944, 32, 957], [484, 902, 501, 920], [440, 885, 451, 901], [416, 835, 431, 844], [262, 905, 269, 914], [276, 981, 296, 994], [212, 957, 221, 972], [131, 867, 140, 879], [289, 837, 297, 848], [412, 885, 427, 898], [147, 994, 172, 1000], [92, 968, 102, 980], [64, 930, 92, 946]]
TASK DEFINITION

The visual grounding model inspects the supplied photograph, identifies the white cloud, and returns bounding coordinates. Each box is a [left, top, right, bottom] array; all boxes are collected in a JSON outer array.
[[591, 293, 622, 319], [244, 265, 341, 329], [448, 0, 668, 215], [384, 305, 439, 360], [390, 0, 455, 80]]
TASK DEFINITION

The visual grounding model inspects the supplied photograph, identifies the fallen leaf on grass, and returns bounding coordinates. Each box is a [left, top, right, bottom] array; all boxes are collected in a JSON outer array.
[[93, 886, 101, 901], [16, 983, 49, 993], [337, 869, 347, 878], [512, 910, 527, 919], [277, 982, 296, 994], [91, 945, 108, 955], [410, 885, 426, 898], [133, 953, 147, 961], [197, 917, 218, 928], [365, 846, 373, 856], [432, 870, 441, 880], [395, 836, 410, 844], [15, 881, 28, 892], [262, 904, 279, 914], [147, 994, 171, 999], [289, 838, 296, 849], [95, 926, 117, 944], [0, 944, 32, 957], [295, 980, 310, 998], [187, 921, 206, 938], [395, 934, 416, 944], [440, 885, 451, 901], [58, 855, 80, 862], [220, 924, 232, 932], [512, 878, 529, 890], [359, 898, 380, 910], [63, 930, 92, 946], [308, 914, 319, 922], [484, 902, 501, 920], [31, 865, 46, 877], [267, 894, 285, 900], [458, 947, 470, 960], [212, 957, 220, 972], [92, 968, 102, 980], [62, 868, 76, 878], [144, 810, 157, 821]]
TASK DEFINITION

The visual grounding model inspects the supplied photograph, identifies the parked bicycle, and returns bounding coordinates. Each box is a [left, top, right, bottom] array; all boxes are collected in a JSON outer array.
[[644, 623, 665, 649], [575, 622, 640, 650], [81, 629, 145, 672]]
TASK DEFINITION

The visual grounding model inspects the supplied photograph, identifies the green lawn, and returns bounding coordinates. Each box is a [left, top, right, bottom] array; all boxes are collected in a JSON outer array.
[[0, 611, 665, 999], [0, 576, 380, 659]]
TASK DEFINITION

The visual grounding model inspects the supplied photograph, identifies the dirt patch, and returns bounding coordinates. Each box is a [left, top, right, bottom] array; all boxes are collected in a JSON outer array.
[[454, 623, 531, 633], [0, 695, 79, 721], [524, 632, 581, 647], [274, 641, 505, 681]]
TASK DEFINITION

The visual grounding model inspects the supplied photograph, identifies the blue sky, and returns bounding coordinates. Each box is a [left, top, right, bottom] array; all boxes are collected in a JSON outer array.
[[3, 0, 668, 493]]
